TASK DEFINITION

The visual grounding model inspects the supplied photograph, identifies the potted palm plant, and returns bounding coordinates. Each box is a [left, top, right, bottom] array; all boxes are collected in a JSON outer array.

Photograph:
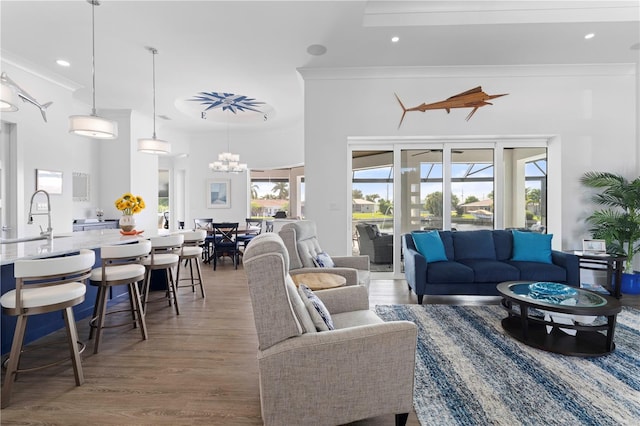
[[580, 171, 640, 293]]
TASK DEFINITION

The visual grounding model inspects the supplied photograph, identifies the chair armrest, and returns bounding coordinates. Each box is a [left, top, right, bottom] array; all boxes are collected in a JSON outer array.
[[314, 285, 369, 314], [257, 322, 417, 425], [551, 250, 580, 287], [333, 255, 370, 271], [290, 267, 359, 286], [403, 246, 427, 292]]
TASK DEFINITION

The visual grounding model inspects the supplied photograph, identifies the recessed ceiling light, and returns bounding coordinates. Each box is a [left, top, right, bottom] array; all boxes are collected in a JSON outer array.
[[391, 36, 400, 43], [56, 59, 70, 67], [584, 33, 595, 40]]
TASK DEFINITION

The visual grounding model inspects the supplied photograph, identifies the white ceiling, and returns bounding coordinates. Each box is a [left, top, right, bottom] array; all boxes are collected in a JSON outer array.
[[1, 1, 639, 134]]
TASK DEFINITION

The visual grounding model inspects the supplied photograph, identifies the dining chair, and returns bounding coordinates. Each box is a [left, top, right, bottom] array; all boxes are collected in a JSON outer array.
[[211, 222, 240, 270], [194, 218, 214, 261], [237, 218, 263, 248], [265, 220, 274, 232]]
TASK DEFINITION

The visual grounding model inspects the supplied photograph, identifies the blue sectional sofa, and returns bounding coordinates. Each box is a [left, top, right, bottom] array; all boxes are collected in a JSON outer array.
[[402, 229, 580, 304]]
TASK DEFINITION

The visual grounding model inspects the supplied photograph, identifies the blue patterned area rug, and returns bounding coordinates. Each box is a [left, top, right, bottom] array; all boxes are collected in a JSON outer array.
[[375, 304, 640, 426]]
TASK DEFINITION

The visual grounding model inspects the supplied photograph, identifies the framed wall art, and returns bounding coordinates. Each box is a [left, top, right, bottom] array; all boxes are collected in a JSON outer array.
[[72, 172, 90, 201], [36, 169, 63, 195], [206, 179, 230, 208]]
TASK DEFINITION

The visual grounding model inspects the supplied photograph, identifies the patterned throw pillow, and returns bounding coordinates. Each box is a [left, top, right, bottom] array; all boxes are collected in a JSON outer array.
[[314, 251, 335, 268], [297, 284, 335, 331]]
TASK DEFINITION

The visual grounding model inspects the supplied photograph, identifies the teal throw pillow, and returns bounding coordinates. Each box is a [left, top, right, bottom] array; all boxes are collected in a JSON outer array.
[[411, 231, 448, 263], [511, 230, 553, 264]]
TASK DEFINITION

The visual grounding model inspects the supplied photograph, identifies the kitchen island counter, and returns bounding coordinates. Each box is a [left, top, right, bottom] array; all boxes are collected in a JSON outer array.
[[1, 228, 168, 354], [1, 229, 166, 265]]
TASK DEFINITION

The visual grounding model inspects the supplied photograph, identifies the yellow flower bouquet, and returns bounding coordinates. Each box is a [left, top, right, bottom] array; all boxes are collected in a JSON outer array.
[[115, 192, 145, 215]]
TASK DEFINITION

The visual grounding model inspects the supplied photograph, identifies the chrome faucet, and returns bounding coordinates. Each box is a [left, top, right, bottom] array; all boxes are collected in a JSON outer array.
[[27, 189, 53, 240]]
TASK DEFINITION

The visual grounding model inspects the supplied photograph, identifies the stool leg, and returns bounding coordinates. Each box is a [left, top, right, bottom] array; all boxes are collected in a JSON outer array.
[[93, 285, 109, 354], [167, 267, 180, 315], [88, 283, 105, 340], [63, 306, 84, 386], [175, 260, 183, 291], [194, 258, 206, 298], [142, 268, 152, 313], [127, 286, 138, 329], [188, 259, 196, 292], [1, 315, 28, 408], [129, 281, 148, 340]]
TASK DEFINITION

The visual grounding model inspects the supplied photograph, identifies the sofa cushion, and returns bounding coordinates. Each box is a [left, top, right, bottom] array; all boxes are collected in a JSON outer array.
[[412, 231, 448, 263], [492, 230, 514, 261], [438, 231, 455, 260], [509, 261, 567, 283], [459, 259, 520, 283], [511, 230, 552, 264], [453, 230, 496, 260], [298, 284, 334, 331], [426, 261, 474, 283]]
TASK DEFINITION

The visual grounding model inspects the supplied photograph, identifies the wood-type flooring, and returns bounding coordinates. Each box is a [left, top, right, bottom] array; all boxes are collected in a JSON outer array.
[[2, 257, 638, 425]]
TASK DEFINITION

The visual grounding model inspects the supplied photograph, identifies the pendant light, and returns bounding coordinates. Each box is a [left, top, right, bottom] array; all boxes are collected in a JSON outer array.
[[69, 0, 118, 139], [138, 47, 171, 155], [0, 74, 19, 112]]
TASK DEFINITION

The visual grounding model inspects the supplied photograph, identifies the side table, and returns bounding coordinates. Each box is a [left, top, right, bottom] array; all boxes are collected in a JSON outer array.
[[571, 251, 626, 299], [290, 272, 347, 291]]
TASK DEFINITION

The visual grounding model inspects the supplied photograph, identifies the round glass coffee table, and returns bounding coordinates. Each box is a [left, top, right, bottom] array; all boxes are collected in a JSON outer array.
[[497, 281, 622, 356]]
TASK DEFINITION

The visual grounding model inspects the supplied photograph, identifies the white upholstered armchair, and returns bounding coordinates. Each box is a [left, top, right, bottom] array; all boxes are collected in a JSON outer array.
[[279, 220, 370, 286], [242, 232, 417, 426]]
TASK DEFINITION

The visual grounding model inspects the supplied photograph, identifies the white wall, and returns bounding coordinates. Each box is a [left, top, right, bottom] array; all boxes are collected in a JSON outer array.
[[0, 63, 163, 235], [170, 122, 303, 229], [0, 62, 100, 236], [300, 64, 638, 258], [0, 59, 305, 239]]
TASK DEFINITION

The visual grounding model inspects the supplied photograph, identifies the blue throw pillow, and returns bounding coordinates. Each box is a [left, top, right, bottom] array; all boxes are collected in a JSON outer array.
[[511, 230, 553, 264], [411, 231, 448, 263]]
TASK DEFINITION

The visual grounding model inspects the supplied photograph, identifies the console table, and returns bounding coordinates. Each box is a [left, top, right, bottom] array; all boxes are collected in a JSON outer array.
[[571, 251, 626, 298]]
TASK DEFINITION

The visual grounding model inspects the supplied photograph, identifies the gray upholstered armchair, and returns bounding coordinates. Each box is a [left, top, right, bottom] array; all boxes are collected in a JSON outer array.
[[242, 233, 417, 426], [279, 220, 370, 286], [356, 222, 393, 264]]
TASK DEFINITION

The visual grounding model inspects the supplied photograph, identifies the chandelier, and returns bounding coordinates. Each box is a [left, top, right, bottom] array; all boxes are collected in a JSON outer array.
[[209, 152, 247, 173], [209, 114, 247, 173]]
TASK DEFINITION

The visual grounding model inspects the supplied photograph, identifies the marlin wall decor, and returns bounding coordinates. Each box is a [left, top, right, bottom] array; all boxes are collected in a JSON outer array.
[[395, 86, 508, 128], [1, 72, 53, 122]]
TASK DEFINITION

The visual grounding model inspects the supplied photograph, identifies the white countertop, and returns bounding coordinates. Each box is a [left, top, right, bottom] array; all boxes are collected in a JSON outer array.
[[0, 229, 168, 265]]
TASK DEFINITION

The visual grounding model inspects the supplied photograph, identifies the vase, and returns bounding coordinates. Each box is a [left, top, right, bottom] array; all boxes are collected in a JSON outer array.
[[119, 214, 136, 232]]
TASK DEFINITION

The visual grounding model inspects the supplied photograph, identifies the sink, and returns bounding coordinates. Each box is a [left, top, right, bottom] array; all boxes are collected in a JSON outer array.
[[0, 235, 70, 244]]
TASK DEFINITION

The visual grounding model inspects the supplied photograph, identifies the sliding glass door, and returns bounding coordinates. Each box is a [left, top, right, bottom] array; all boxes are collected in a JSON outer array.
[[352, 151, 394, 272], [350, 139, 548, 276]]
